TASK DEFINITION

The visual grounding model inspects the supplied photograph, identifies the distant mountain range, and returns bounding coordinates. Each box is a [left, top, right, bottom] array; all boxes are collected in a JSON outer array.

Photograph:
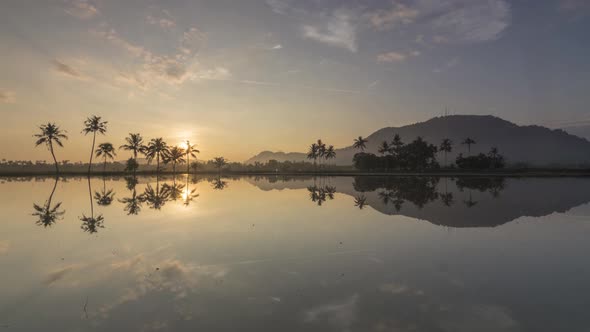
[[245, 115, 590, 166]]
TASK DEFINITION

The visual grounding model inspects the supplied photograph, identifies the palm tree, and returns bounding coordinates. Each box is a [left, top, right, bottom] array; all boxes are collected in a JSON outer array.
[[353, 136, 368, 152], [439, 138, 453, 167], [316, 140, 326, 168], [95, 142, 116, 173], [145, 138, 170, 173], [307, 143, 319, 169], [82, 115, 107, 173], [34, 123, 68, 174], [390, 134, 404, 156], [32, 177, 65, 227], [378, 141, 390, 155], [120, 133, 145, 173], [325, 145, 336, 166], [185, 141, 200, 174], [213, 157, 227, 173], [462, 137, 476, 155], [165, 146, 186, 174]]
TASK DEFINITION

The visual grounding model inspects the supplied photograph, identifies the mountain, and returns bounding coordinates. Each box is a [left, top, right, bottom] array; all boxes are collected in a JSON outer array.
[[562, 125, 590, 141], [246, 115, 590, 166]]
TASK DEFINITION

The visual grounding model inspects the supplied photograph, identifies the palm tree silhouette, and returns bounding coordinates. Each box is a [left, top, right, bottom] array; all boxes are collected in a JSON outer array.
[[82, 115, 107, 173], [390, 134, 404, 156], [80, 177, 105, 234], [353, 136, 368, 152], [307, 143, 319, 170], [213, 157, 227, 173], [325, 145, 336, 166], [439, 138, 453, 167], [119, 133, 145, 173], [185, 141, 200, 174], [34, 123, 68, 174], [165, 146, 186, 174], [32, 177, 65, 227], [354, 194, 367, 209], [378, 141, 390, 155], [119, 176, 142, 215], [316, 140, 326, 169], [462, 137, 476, 155], [145, 138, 170, 173], [95, 142, 116, 173]]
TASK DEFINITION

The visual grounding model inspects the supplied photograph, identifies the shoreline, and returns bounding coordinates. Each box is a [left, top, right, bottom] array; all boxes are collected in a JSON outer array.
[[2, 169, 590, 178]]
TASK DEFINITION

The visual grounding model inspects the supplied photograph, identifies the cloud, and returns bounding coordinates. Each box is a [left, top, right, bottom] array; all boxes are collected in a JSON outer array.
[[377, 50, 420, 63], [367, 80, 380, 89], [434, 57, 460, 73], [302, 9, 358, 52], [64, 0, 99, 19], [366, 0, 511, 44], [195, 67, 232, 81], [52, 60, 86, 79], [366, 3, 419, 30], [147, 16, 176, 29], [0, 90, 16, 104], [271, 44, 283, 50]]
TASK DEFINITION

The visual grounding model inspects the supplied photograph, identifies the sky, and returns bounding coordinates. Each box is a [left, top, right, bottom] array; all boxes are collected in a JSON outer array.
[[0, 0, 589, 163]]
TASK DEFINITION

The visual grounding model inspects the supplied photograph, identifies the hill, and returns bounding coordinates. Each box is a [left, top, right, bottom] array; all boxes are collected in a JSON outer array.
[[246, 115, 590, 166]]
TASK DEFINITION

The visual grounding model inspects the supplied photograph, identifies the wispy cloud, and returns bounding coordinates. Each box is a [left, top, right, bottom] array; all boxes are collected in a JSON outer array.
[[366, 3, 419, 30], [304, 294, 359, 331], [64, 0, 99, 19], [52, 60, 86, 79], [434, 57, 460, 73], [271, 44, 283, 50], [367, 80, 380, 89], [377, 50, 420, 63], [302, 9, 358, 52], [0, 90, 16, 104]]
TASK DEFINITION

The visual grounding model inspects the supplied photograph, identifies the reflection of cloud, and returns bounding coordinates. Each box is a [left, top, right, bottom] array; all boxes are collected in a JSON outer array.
[[0, 241, 9, 254], [43, 265, 79, 286], [304, 294, 358, 331], [52, 60, 87, 79], [437, 304, 519, 332], [0, 90, 16, 104], [379, 282, 410, 295], [64, 0, 99, 19]]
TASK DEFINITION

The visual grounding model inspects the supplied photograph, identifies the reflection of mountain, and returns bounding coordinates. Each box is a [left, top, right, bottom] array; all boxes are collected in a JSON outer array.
[[246, 115, 590, 166], [246, 176, 590, 228]]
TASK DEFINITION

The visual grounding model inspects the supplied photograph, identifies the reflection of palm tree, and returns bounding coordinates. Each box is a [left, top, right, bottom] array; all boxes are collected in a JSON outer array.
[[82, 115, 107, 173], [32, 177, 65, 227], [141, 176, 171, 210], [392, 197, 404, 212], [34, 123, 68, 174], [167, 175, 185, 201], [440, 192, 454, 207], [119, 176, 142, 215], [378, 190, 395, 204], [354, 194, 367, 210], [80, 177, 105, 234], [94, 177, 115, 206], [182, 174, 199, 206], [463, 192, 478, 208], [211, 177, 228, 190]]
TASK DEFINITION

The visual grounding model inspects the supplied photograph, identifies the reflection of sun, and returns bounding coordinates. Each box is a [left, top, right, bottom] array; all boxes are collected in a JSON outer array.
[[181, 187, 190, 201]]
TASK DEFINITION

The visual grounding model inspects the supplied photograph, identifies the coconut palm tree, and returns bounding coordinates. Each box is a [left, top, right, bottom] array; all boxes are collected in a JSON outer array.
[[325, 145, 336, 166], [145, 138, 170, 173], [316, 139, 326, 169], [307, 143, 319, 169], [120, 133, 145, 173], [32, 177, 65, 227], [185, 141, 200, 174], [378, 141, 390, 155], [462, 137, 476, 155], [95, 142, 116, 173], [34, 123, 68, 174], [353, 136, 368, 152], [213, 157, 227, 173], [439, 138, 453, 167], [165, 146, 186, 174], [390, 134, 404, 156], [82, 115, 107, 173]]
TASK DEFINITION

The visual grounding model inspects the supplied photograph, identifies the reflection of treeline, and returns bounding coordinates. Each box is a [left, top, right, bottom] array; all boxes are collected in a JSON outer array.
[[455, 177, 506, 194], [354, 177, 441, 209], [307, 185, 337, 206]]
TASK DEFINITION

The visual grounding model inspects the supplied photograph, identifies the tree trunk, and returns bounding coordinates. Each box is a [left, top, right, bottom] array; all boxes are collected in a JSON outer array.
[[88, 132, 96, 173], [156, 153, 160, 173], [49, 141, 59, 174]]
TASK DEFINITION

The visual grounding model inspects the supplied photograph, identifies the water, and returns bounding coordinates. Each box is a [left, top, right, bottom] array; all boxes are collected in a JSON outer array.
[[1, 175, 589, 331]]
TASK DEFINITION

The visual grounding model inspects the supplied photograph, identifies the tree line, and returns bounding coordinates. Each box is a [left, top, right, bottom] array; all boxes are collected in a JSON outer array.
[[33, 116, 232, 175]]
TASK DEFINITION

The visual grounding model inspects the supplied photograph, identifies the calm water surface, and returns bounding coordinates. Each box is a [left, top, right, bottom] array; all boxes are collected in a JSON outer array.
[[1, 175, 589, 331]]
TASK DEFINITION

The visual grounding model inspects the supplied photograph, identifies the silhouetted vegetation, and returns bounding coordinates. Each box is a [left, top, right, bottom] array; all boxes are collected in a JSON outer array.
[[353, 136, 439, 171], [82, 115, 108, 173], [456, 147, 505, 170], [34, 123, 68, 174]]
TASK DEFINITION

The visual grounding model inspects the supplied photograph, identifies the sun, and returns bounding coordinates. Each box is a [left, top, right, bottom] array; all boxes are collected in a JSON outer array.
[[179, 140, 189, 150]]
